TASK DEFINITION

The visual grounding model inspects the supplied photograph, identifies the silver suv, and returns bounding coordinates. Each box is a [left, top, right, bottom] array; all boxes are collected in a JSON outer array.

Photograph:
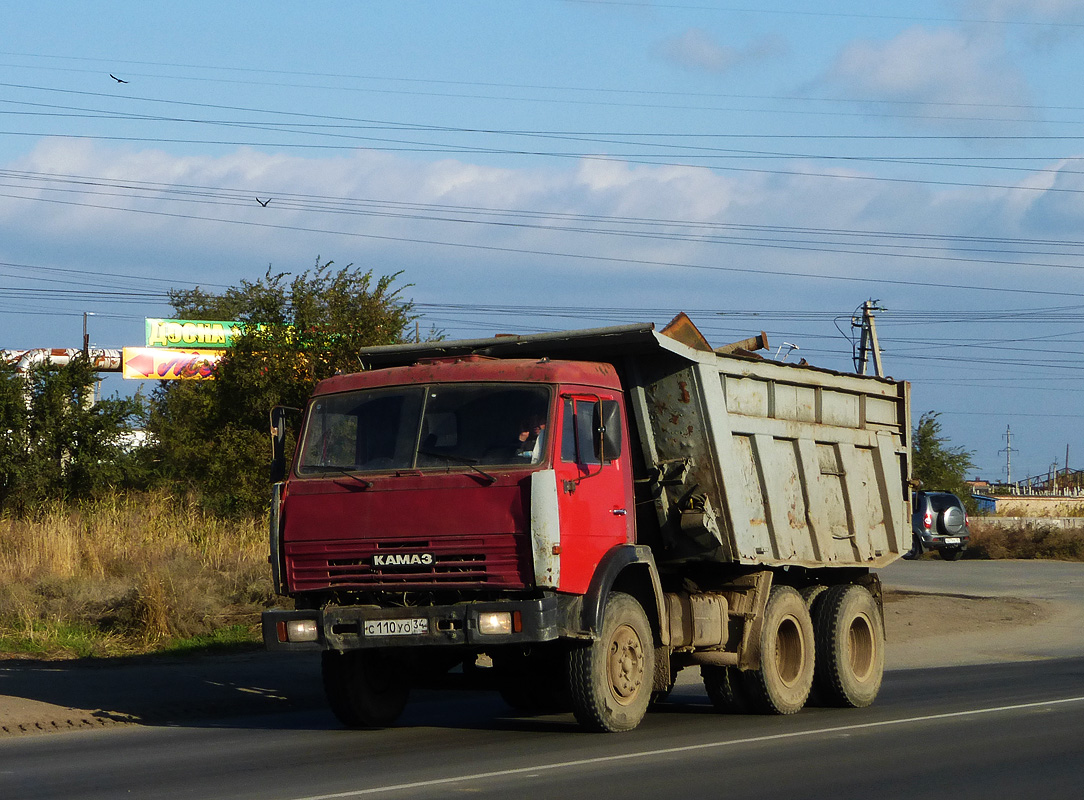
[[907, 491, 970, 561]]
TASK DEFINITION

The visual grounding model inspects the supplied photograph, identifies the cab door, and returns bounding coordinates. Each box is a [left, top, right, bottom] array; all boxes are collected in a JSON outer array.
[[553, 393, 634, 594]]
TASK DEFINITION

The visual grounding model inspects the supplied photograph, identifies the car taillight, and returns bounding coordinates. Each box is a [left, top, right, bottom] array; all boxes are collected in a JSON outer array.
[[923, 510, 932, 530]]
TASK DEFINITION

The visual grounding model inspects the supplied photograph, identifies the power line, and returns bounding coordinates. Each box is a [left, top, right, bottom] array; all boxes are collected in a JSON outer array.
[[10, 187, 1084, 301], [562, 2, 1084, 29]]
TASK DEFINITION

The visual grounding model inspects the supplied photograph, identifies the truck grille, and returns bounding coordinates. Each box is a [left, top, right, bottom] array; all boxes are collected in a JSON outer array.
[[285, 536, 526, 592]]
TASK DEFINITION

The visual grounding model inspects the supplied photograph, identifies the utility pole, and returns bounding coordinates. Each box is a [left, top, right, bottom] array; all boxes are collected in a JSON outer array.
[[81, 311, 99, 406], [82, 311, 91, 358], [853, 300, 884, 377], [999, 425, 1014, 486]]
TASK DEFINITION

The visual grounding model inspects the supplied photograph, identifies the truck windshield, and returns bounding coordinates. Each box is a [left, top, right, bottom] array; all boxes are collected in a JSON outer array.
[[296, 384, 551, 475]]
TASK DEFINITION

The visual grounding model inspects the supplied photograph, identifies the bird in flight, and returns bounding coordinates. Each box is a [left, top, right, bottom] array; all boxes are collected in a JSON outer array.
[[256, 197, 271, 207], [109, 74, 128, 84]]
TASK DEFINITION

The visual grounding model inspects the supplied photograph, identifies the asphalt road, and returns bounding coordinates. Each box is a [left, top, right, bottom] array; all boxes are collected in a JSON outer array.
[[2, 560, 1083, 800], [2, 658, 1083, 800]]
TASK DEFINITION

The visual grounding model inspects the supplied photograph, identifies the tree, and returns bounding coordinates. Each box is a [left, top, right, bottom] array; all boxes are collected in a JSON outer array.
[[912, 411, 975, 504], [147, 259, 416, 515], [0, 356, 145, 514]]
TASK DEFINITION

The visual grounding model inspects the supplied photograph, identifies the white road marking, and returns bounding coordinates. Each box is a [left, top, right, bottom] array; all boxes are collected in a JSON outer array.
[[285, 695, 1084, 799]]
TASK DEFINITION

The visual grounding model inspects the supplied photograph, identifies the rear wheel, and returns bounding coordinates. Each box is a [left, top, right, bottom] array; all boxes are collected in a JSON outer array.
[[568, 592, 655, 732], [321, 649, 410, 728], [702, 665, 756, 713], [811, 584, 884, 708], [745, 586, 815, 715], [939, 546, 965, 561]]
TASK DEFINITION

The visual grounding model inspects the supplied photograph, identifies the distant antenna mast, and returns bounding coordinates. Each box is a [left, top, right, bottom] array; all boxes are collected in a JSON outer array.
[[852, 300, 884, 377], [999, 425, 1014, 484]]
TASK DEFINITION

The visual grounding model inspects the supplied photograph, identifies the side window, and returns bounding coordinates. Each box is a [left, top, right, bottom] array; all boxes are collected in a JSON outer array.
[[560, 398, 621, 465]]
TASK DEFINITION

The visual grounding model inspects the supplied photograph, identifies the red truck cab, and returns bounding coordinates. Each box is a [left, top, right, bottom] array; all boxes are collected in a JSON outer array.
[[267, 355, 640, 657]]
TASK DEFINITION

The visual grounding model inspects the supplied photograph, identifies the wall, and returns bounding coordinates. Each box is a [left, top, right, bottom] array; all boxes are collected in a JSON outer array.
[[973, 495, 1084, 518]]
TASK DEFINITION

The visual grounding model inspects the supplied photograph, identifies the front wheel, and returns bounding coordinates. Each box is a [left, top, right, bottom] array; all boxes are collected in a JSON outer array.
[[568, 592, 655, 732], [321, 649, 410, 728]]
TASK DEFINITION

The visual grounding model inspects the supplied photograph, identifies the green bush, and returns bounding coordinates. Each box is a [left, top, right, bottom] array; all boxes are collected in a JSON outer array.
[[0, 357, 146, 515], [146, 259, 416, 516]]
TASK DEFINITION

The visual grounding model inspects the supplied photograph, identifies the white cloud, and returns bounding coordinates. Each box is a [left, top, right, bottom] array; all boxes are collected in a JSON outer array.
[[1018, 157, 1084, 234], [822, 26, 1034, 131], [1, 136, 1075, 356], [658, 28, 785, 74]]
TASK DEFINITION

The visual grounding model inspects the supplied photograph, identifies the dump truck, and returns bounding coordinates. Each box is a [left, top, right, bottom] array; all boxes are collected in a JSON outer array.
[[262, 313, 911, 732]]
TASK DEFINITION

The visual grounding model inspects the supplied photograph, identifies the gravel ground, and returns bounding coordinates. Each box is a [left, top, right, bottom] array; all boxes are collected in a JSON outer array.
[[0, 583, 1072, 738]]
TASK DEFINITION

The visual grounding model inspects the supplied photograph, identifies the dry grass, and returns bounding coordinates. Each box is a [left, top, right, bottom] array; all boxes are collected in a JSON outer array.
[[0, 493, 275, 659], [967, 520, 1084, 561]]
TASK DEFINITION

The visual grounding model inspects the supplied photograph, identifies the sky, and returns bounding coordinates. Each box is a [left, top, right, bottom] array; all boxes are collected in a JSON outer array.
[[3, 0, 1084, 483]]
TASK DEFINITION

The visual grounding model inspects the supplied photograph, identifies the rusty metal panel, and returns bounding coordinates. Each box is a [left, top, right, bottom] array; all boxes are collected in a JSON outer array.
[[723, 375, 770, 417], [633, 356, 733, 563], [730, 434, 770, 559], [755, 434, 812, 561], [820, 390, 861, 429], [772, 382, 818, 424]]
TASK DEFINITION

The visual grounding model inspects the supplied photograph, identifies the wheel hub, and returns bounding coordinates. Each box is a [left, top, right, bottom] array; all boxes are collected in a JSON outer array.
[[847, 612, 875, 681], [608, 624, 645, 705]]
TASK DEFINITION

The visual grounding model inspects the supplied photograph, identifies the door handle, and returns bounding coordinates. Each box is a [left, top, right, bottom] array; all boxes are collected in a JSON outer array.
[[611, 509, 627, 516]]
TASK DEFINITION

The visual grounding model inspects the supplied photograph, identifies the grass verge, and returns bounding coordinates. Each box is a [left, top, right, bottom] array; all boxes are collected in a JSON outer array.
[[0, 493, 275, 660], [968, 520, 1084, 561]]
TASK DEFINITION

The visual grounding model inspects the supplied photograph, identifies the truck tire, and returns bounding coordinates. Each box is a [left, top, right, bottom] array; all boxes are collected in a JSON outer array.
[[702, 665, 756, 713], [745, 586, 815, 715], [811, 584, 884, 708], [567, 591, 655, 733], [321, 649, 409, 728]]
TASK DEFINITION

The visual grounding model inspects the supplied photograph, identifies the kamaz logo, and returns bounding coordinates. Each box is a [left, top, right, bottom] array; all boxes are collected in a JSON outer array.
[[372, 553, 435, 567]]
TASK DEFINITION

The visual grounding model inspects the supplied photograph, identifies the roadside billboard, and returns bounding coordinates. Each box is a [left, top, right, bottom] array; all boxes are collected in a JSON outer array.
[[145, 319, 243, 349], [122, 347, 222, 380]]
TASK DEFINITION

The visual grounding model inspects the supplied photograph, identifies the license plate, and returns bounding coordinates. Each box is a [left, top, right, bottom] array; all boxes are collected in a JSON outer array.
[[363, 618, 429, 637], [944, 537, 961, 545]]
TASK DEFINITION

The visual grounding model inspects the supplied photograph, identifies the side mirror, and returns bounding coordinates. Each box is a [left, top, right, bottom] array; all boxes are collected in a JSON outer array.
[[269, 405, 300, 483], [594, 400, 622, 463]]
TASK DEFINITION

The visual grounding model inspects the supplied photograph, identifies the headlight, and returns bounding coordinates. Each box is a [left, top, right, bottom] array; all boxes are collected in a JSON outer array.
[[280, 619, 319, 642], [477, 612, 512, 635]]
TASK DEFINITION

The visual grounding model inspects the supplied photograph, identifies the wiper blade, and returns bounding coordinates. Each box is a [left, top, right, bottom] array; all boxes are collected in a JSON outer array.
[[327, 467, 373, 488], [417, 450, 497, 485]]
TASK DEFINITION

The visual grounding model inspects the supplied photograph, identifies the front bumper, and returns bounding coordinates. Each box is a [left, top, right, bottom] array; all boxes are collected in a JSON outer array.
[[263, 595, 560, 652]]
